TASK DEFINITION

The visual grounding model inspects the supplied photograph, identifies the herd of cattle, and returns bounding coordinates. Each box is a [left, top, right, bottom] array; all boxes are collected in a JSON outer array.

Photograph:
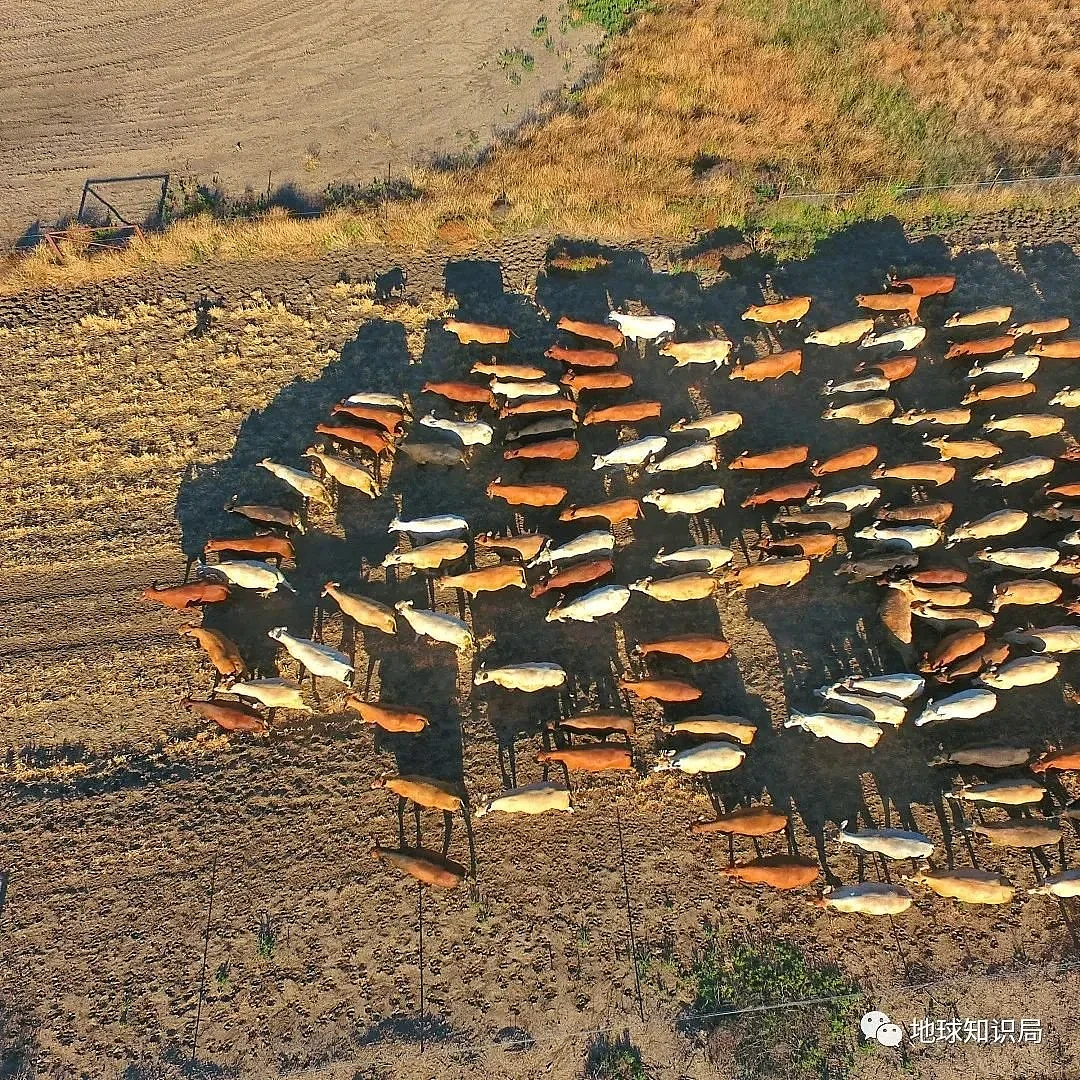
[[141, 270, 1080, 912]]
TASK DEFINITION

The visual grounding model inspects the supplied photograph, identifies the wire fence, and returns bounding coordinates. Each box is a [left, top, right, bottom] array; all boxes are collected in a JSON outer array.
[[778, 170, 1080, 203]]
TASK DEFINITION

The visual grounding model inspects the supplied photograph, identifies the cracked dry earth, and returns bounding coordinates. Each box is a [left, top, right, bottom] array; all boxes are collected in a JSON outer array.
[[4, 214, 1080, 1079]]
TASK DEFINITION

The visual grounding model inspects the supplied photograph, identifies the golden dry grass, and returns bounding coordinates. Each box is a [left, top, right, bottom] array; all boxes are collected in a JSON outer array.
[[4, 0, 1080, 296]]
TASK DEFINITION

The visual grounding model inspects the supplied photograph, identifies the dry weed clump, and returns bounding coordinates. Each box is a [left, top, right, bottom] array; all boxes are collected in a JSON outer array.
[[3, 0, 1080, 295]]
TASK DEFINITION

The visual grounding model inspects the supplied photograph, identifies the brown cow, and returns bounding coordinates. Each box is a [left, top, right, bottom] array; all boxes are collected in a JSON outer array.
[[345, 697, 429, 733], [552, 713, 635, 739], [1031, 746, 1080, 773], [225, 500, 303, 532], [887, 273, 956, 296], [962, 381, 1036, 404], [537, 746, 634, 771], [371, 845, 466, 889], [556, 316, 624, 348], [1046, 481, 1080, 499], [443, 319, 511, 345], [559, 497, 642, 525], [1009, 317, 1070, 338], [810, 444, 878, 476], [504, 438, 579, 461], [729, 557, 811, 591], [182, 697, 266, 734], [728, 349, 801, 382], [178, 626, 246, 678], [922, 629, 986, 672], [314, 422, 392, 457], [632, 634, 730, 662], [486, 479, 567, 507], [619, 677, 702, 702], [532, 557, 613, 597], [945, 335, 1014, 360], [203, 536, 295, 564], [142, 581, 230, 609], [872, 461, 956, 486], [500, 397, 579, 419], [719, 855, 819, 889], [561, 370, 634, 393], [741, 296, 812, 323], [418, 381, 495, 407], [1031, 339, 1080, 358], [741, 480, 819, 508], [876, 501, 953, 525], [475, 532, 548, 562], [856, 354, 917, 381], [438, 564, 527, 596], [937, 640, 1009, 682], [471, 360, 547, 380], [728, 445, 808, 471], [910, 566, 968, 585], [545, 344, 619, 368], [330, 402, 406, 434], [582, 401, 662, 425], [692, 806, 789, 836], [761, 532, 838, 559], [856, 292, 921, 318], [372, 774, 465, 811]]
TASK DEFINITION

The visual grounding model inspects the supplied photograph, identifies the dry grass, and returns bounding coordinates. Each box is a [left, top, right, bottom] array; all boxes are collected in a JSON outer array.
[[0, 285, 450, 570], [4, 0, 1080, 295]]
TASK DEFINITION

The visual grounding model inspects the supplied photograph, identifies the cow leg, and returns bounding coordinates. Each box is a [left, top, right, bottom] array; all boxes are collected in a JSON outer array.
[[509, 742, 518, 789], [314, 604, 325, 644], [456, 590, 467, 624], [727, 833, 734, 867], [751, 837, 762, 860], [441, 811, 453, 857], [878, 853, 891, 884], [184, 555, 198, 583], [427, 576, 436, 609], [462, 808, 477, 878], [397, 796, 407, 846], [413, 803, 422, 847]]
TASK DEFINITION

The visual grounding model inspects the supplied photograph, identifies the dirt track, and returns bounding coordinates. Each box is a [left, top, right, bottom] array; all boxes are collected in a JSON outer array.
[[0, 2, 599, 242], [5, 210, 1080, 1078]]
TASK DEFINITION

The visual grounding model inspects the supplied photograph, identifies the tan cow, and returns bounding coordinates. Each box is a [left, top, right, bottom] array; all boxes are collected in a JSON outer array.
[[443, 319, 511, 345]]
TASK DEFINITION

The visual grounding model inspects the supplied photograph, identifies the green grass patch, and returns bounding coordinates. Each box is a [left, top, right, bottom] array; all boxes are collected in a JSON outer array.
[[565, 0, 655, 36], [585, 1031, 650, 1079], [743, 0, 886, 52], [684, 931, 867, 1080]]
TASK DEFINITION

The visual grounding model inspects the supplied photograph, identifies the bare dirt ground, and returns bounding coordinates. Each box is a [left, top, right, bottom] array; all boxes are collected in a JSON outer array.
[[5, 210, 1080, 1079], [0, 1, 599, 243]]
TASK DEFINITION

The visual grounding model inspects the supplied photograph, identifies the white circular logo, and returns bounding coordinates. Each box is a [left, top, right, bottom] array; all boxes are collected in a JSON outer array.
[[861, 1011, 903, 1046]]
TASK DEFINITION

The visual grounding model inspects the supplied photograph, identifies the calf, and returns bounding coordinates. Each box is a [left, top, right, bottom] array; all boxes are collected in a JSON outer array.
[[475, 532, 547, 562], [857, 354, 917, 381]]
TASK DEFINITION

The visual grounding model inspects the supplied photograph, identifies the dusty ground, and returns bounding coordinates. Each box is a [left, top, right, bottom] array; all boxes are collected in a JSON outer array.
[[0, 1, 599, 243], [5, 210, 1080, 1079]]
